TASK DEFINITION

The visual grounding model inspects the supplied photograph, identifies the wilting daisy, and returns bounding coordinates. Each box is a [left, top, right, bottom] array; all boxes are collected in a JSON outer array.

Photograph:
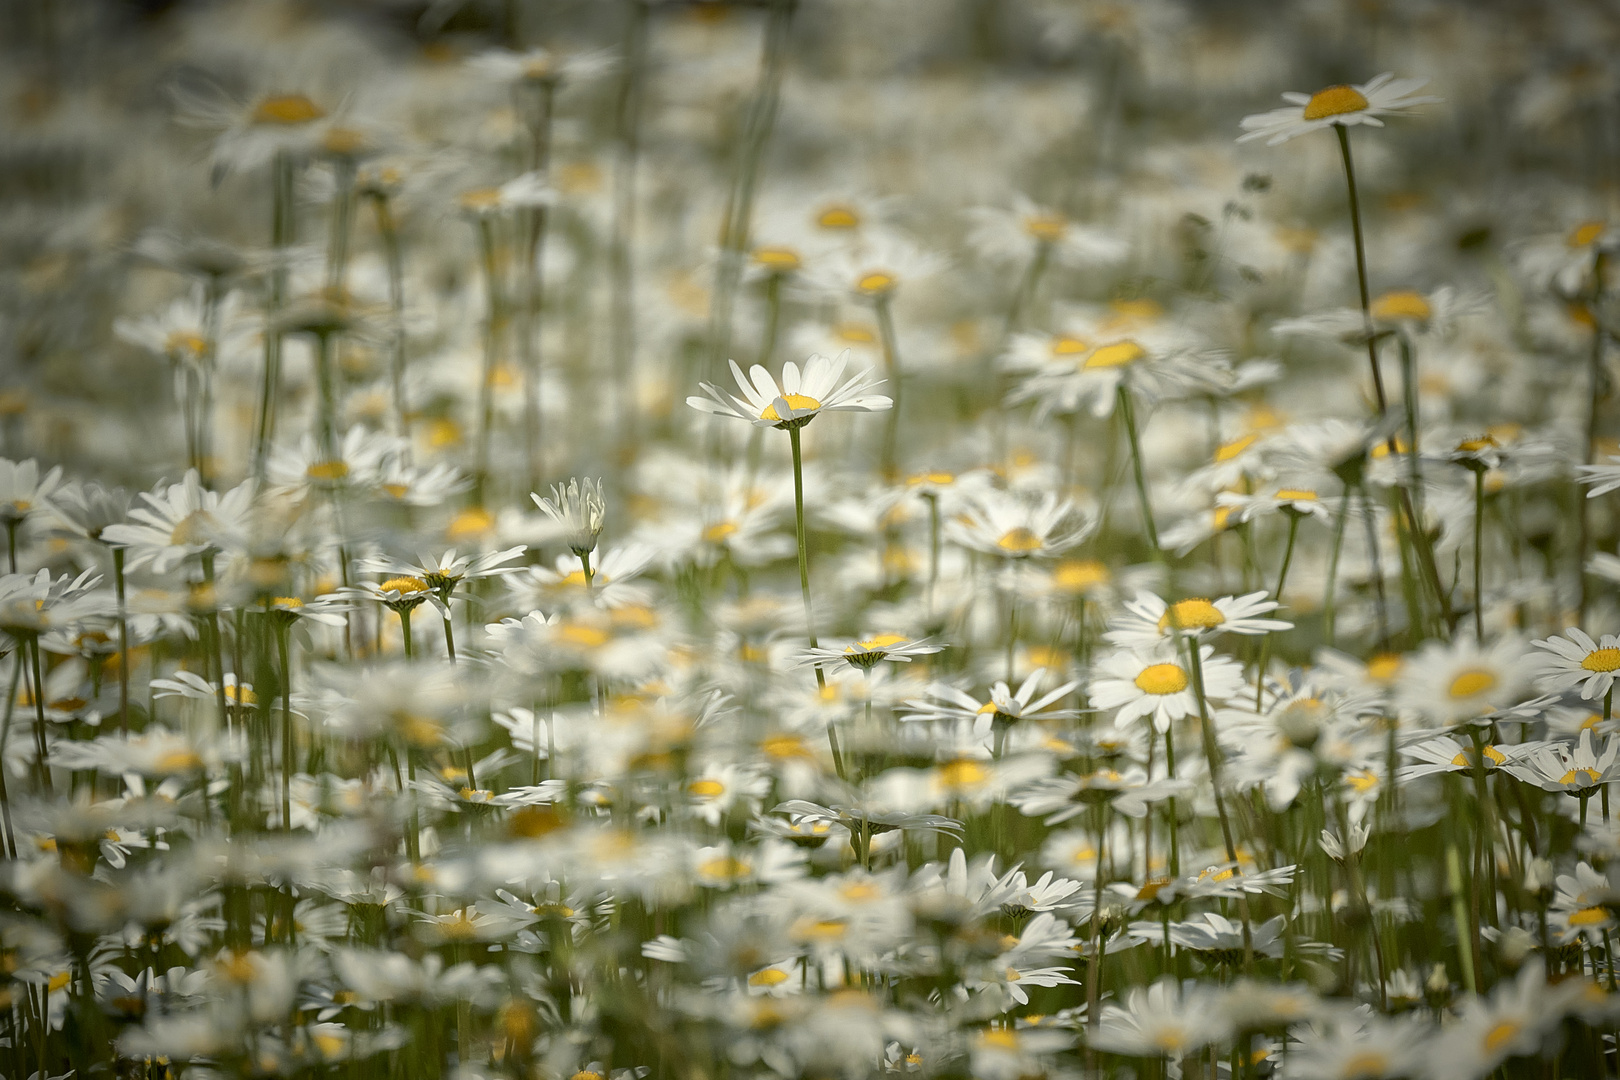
[[1104, 591, 1290, 648], [1237, 74, 1441, 146], [1532, 627, 1620, 701], [1091, 644, 1246, 732], [687, 351, 891, 430]]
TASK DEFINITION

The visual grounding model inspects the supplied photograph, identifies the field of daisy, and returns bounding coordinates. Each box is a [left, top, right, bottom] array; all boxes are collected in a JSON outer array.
[[6, 1, 1620, 1077]]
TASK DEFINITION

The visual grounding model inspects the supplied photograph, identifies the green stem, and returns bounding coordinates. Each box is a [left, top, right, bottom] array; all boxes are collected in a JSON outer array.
[[1254, 513, 1299, 711], [112, 546, 129, 733], [27, 637, 49, 792], [1116, 381, 1161, 556], [1473, 468, 1486, 641], [278, 625, 293, 832], [789, 424, 840, 778], [1185, 636, 1253, 970], [875, 293, 903, 483], [1334, 123, 1390, 415]]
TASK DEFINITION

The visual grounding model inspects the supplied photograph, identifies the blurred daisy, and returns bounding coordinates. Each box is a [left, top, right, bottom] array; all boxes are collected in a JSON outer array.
[[1237, 74, 1441, 146], [1394, 636, 1532, 729], [947, 489, 1093, 560], [901, 669, 1081, 725], [964, 194, 1125, 269]]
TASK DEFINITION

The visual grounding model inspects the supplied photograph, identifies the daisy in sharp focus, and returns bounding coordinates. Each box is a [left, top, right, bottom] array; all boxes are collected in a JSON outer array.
[[1104, 590, 1291, 649], [687, 350, 891, 430], [1532, 627, 1620, 701], [1090, 643, 1246, 733], [794, 634, 944, 673], [900, 668, 1081, 726], [1237, 74, 1442, 146]]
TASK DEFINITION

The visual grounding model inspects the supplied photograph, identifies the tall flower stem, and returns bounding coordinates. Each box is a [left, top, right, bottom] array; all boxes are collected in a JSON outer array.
[[197, 277, 222, 488], [1472, 468, 1486, 640], [254, 150, 296, 480], [276, 623, 293, 833], [1184, 636, 1254, 970], [610, 0, 651, 468], [788, 425, 841, 778], [1162, 723, 1180, 877], [112, 546, 129, 733], [706, 0, 795, 380], [1579, 253, 1607, 622], [1253, 513, 1300, 710], [472, 217, 504, 503], [1115, 382, 1162, 557], [398, 608, 414, 660], [26, 637, 50, 791], [1323, 487, 1351, 646], [518, 79, 556, 491], [874, 293, 903, 482], [370, 191, 410, 443]]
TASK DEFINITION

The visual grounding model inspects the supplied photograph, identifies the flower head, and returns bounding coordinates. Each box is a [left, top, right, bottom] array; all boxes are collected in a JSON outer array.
[[687, 351, 890, 430], [1238, 74, 1442, 146]]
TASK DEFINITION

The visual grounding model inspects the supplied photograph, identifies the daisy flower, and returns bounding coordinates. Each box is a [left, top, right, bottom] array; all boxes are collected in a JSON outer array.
[[1532, 627, 1620, 700], [1086, 977, 1230, 1059], [1237, 74, 1442, 146], [1090, 643, 1246, 733], [687, 351, 891, 430], [947, 489, 1094, 559], [794, 634, 944, 672], [1397, 735, 1523, 782], [964, 194, 1126, 270], [1104, 590, 1290, 649], [102, 470, 257, 575], [1576, 455, 1620, 497], [900, 668, 1081, 725], [1005, 334, 1228, 421], [1394, 635, 1533, 729], [1549, 862, 1617, 946], [1502, 729, 1620, 797], [532, 477, 606, 556], [0, 457, 65, 526]]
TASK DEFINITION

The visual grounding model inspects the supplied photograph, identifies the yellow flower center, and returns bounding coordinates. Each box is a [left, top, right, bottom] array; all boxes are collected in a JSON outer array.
[[1084, 340, 1144, 369], [166, 331, 208, 356], [749, 968, 791, 987], [1341, 1051, 1392, 1079], [747, 736, 804, 766], [380, 576, 429, 596], [817, 205, 860, 230], [703, 521, 740, 543], [1302, 85, 1370, 120], [841, 882, 880, 901], [1561, 768, 1602, 787], [1482, 1020, 1521, 1055], [446, 507, 494, 542], [558, 623, 610, 648], [689, 779, 726, 797], [857, 271, 896, 295], [273, 597, 304, 609], [1345, 769, 1379, 794], [322, 127, 365, 156], [1158, 598, 1225, 632], [978, 1030, 1020, 1050], [1570, 906, 1611, 927], [1051, 334, 1088, 356], [996, 527, 1043, 554], [938, 758, 989, 790], [1276, 488, 1317, 501], [155, 749, 201, 773], [305, 460, 349, 481], [1583, 648, 1620, 672], [699, 856, 751, 883], [1053, 559, 1109, 591], [168, 509, 216, 547], [225, 684, 255, 705], [1134, 663, 1189, 695], [848, 633, 908, 654], [460, 187, 503, 212], [1571, 221, 1606, 248], [1023, 214, 1067, 242], [1366, 653, 1403, 682], [1371, 290, 1433, 322], [1214, 433, 1259, 462], [252, 94, 325, 125], [754, 247, 802, 271], [1152, 1030, 1186, 1054], [759, 393, 822, 422], [1456, 434, 1498, 453], [1448, 669, 1496, 699]]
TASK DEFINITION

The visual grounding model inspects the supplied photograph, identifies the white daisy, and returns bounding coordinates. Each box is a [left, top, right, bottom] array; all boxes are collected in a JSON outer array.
[[1104, 591, 1291, 649], [900, 668, 1081, 725], [794, 634, 944, 672], [1532, 627, 1620, 701], [946, 489, 1094, 559], [1090, 643, 1246, 733], [1237, 74, 1442, 146], [1394, 635, 1533, 729], [687, 350, 891, 430]]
